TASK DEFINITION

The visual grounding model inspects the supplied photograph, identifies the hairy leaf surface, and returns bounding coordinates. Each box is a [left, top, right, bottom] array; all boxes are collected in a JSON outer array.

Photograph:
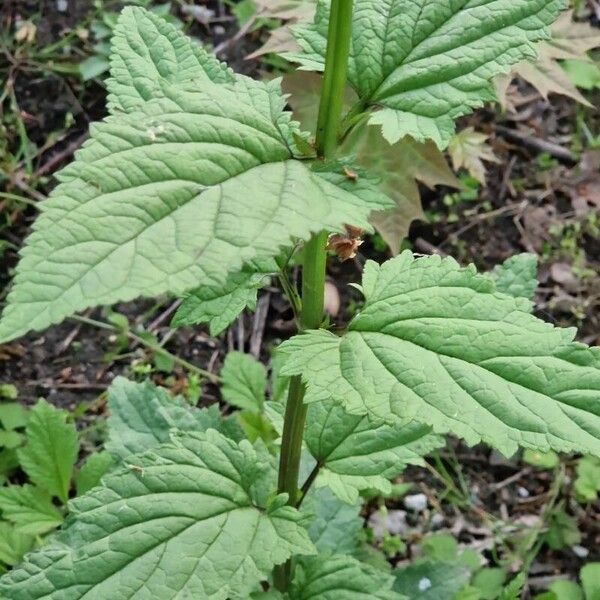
[[288, 0, 565, 146], [281, 252, 600, 457], [0, 430, 315, 599], [491, 254, 538, 301], [0, 9, 391, 343], [106, 377, 242, 459], [108, 6, 233, 112]]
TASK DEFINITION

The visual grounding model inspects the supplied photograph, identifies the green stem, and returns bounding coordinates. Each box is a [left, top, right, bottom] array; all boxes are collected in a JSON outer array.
[[274, 0, 354, 592]]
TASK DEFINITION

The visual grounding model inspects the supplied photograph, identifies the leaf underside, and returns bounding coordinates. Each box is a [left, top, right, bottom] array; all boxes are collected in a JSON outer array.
[[288, 0, 566, 146], [0, 7, 391, 343], [0, 430, 315, 599], [281, 252, 600, 458]]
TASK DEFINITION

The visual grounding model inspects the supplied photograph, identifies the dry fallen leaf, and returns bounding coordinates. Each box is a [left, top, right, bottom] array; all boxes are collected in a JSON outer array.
[[495, 10, 600, 108], [246, 0, 315, 59], [448, 127, 500, 184]]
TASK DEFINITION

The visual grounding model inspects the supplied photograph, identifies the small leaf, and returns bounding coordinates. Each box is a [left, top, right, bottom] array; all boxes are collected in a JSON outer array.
[[291, 554, 398, 599], [75, 452, 114, 495], [0, 485, 63, 536], [0, 403, 28, 430], [523, 449, 559, 470], [491, 254, 539, 301], [172, 270, 268, 335], [221, 352, 268, 412], [581, 563, 600, 600], [393, 561, 471, 600], [0, 430, 24, 449], [288, 0, 565, 147], [0, 523, 33, 567], [545, 508, 581, 550], [302, 487, 363, 554], [281, 252, 600, 458], [448, 128, 500, 185], [0, 430, 315, 599], [106, 376, 243, 459], [548, 580, 584, 600], [17, 399, 78, 503], [471, 568, 506, 600], [573, 455, 600, 503]]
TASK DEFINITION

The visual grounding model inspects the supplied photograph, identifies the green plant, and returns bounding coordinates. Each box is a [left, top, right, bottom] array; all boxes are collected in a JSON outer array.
[[0, 1, 599, 597], [534, 563, 600, 600]]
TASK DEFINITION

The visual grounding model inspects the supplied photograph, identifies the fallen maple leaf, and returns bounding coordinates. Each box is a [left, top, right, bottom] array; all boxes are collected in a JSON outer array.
[[448, 128, 500, 185], [495, 10, 600, 108], [283, 71, 461, 255], [246, 0, 315, 59]]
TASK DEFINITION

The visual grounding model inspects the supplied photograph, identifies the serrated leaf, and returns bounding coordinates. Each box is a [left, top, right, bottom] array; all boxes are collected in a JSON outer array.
[[0, 9, 391, 344], [17, 400, 78, 503], [448, 128, 500, 185], [74, 452, 114, 495], [394, 561, 471, 600], [288, 0, 564, 147], [172, 270, 268, 335], [281, 252, 600, 458], [0, 430, 315, 599], [107, 6, 233, 112], [221, 352, 268, 412], [0, 485, 63, 536], [491, 254, 538, 301], [302, 487, 363, 554], [0, 523, 33, 567], [291, 555, 399, 599], [305, 400, 443, 503], [106, 376, 243, 459]]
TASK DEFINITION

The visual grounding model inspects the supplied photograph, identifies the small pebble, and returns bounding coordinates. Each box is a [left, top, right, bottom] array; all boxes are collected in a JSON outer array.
[[404, 493, 428, 512], [572, 545, 589, 558], [418, 578, 432, 591], [56, 0, 68, 12], [517, 486, 530, 498]]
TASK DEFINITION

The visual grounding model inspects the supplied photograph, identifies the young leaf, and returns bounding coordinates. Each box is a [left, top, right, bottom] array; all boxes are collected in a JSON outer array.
[[288, 0, 565, 146], [0, 485, 63, 536], [281, 252, 600, 458], [107, 6, 233, 112], [581, 563, 600, 600], [302, 487, 363, 555], [74, 451, 114, 495], [106, 376, 243, 459], [305, 400, 443, 503], [291, 555, 398, 599], [0, 430, 315, 599], [17, 399, 78, 503], [221, 352, 268, 412], [393, 561, 471, 600], [0, 403, 28, 430], [573, 455, 600, 503], [172, 270, 268, 335], [491, 254, 539, 301], [0, 523, 34, 567], [0, 10, 391, 344]]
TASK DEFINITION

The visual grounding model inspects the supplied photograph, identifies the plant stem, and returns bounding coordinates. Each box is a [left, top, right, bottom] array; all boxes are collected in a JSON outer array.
[[274, 0, 353, 591]]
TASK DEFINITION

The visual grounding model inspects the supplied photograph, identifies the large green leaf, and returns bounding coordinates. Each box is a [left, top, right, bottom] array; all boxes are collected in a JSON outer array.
[[305, 401, 443, 503], [281, 252, 600, 457], [291, 555, 399, 599], [288, 0, 565, 147], [107, 7, 233, 112], [0, 10, 391, 344], [17, 400, 78, 503], [0, 430, 315, 599], [106, 376, 242, 459]]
